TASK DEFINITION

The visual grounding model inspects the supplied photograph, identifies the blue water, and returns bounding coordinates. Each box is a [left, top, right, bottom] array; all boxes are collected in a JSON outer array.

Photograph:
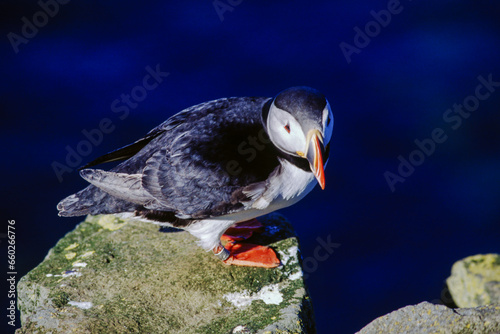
[[2, 1, 500, 333]]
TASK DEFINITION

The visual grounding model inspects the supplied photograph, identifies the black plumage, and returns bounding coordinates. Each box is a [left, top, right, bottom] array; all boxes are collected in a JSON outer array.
[[58, 86, 333, 258], [58, 97, 283, 221]]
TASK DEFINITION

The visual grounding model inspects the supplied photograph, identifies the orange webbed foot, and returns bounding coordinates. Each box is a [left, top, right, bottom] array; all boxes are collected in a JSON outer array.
[[213, 219, 280, 268], [223, 242, 280, 268]]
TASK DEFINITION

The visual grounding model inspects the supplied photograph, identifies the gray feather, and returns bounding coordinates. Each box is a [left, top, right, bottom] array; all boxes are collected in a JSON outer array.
[[57, 184, 138, 217], [79, 169, 154, 205]]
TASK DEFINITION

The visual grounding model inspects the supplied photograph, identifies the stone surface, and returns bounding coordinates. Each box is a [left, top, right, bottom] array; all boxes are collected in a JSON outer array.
[[446, 253, 500, 308], [16, 213, 315, 334], [356, 301, 500, 334]]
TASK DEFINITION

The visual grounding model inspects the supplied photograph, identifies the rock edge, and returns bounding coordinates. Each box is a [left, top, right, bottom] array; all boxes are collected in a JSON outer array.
[[16, 213, 315, 334]]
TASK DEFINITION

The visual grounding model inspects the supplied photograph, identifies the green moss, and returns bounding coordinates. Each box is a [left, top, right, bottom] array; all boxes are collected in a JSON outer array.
[[25, 217, 103, 286], [200, 302, 283, 334], [15, 320, 50, 334], [50, 291, 69, 308], [84, 295, 181, 334], [17, 213, 314, 333]]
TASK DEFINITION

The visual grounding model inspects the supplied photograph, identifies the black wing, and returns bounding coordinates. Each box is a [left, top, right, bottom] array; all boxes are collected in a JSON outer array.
[[139, 97, 280, 218], [78, 102, 197, 170], [59, 97, 280, 219], [78, 131, 163, 170]]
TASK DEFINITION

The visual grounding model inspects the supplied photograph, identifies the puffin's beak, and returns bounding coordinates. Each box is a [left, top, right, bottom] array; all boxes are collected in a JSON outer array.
[[305, 130, 326, 190]]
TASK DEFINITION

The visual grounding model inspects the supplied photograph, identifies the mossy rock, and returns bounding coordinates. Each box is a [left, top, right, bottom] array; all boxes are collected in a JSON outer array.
[[446, 253, 500, 308], [356, 302, 500, 334], [16, 213, 315, 334]]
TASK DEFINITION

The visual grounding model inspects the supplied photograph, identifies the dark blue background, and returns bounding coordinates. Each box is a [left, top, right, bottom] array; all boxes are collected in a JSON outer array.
[[2, 1, 500, 333]]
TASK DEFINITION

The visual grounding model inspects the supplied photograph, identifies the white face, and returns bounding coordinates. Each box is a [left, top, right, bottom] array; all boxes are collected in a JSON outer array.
[[267, 101, 334, 156], [267, 103, 307, 156]]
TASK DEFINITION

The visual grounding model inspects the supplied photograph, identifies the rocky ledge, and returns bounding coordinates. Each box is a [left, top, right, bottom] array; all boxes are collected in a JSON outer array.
[[358, 253, 500, 334], [16, 213, 314, 334], [447, 253, 500, 308], [357, 302, 500, 334], [17, 213, 500, 334]]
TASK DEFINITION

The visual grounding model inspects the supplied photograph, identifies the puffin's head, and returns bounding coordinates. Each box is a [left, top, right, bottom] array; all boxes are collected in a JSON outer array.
[[266, 86, 333, 189]]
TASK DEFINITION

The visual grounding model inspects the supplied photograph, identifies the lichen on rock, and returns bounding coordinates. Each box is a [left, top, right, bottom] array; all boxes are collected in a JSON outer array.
[[446, 253, 500, 308], [16, 213, 315, 334], [357, 253, 500, 334], [356, 301, 500, 334]]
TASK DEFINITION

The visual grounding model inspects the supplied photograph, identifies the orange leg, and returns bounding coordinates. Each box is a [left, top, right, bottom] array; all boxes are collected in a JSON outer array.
[[220, 219, 264, 242], [212, 219, 280, 268]]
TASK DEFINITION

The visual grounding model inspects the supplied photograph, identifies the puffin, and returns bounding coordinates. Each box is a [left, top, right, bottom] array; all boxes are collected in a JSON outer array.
[[57, 86, 334, 268]]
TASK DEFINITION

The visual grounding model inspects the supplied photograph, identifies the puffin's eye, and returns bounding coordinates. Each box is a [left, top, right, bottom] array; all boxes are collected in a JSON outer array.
[[284, 124, 291, 133], [326, 116, 331, 126]]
